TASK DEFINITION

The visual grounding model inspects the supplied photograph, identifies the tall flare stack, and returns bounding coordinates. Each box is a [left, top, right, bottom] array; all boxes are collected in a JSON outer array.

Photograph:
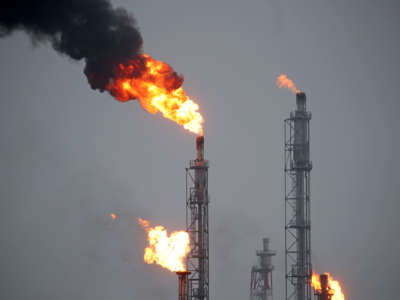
[[284, 92, 312, 300], [186, 136, 209, 300]]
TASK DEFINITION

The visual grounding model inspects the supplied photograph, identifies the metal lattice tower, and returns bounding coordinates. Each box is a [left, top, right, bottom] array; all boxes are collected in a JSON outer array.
[[284, 92, 312, 300], [186, 136, 209, 300], [250, 238, 276, 300]]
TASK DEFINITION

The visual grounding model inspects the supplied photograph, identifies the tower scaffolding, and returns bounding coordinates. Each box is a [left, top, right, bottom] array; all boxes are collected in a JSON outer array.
[[186, 136, 209, 300], [284, 92, 312, 300], [250, 238, 276, 300]]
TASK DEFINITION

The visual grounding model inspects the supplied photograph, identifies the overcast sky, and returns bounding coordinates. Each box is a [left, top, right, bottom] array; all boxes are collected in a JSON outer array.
[[1, 0, 399, 299]]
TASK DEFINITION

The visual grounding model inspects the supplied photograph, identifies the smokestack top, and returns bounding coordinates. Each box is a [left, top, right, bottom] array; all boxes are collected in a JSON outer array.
[[177, 271, 190, 300], [196, 135, 204, 145], [320, 274, 329, 291], [296, 91, 306, 112], [176, 271, 191, 276], [262, 238, 270, 251], [196, 135, 204, 161]]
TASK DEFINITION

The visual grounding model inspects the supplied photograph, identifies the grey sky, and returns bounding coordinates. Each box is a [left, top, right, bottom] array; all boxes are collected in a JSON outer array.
[[0, 0, 399, 299]]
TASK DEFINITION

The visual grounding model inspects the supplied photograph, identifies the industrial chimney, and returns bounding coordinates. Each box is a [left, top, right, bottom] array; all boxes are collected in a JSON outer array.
[[177, 271, 191, 300], [284, 92, 312, 300], [186, 136, 209, 300], [250, 238, 276, 300], [314, 274, 333, 300]]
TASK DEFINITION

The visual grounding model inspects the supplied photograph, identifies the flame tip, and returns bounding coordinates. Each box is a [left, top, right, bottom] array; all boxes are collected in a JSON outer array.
[[276, 74, 300, 94], [107, 54, 203, 134]]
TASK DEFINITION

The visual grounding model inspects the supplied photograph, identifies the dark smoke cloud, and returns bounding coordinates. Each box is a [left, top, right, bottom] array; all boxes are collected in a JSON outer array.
[[0, 0, 143, 90]]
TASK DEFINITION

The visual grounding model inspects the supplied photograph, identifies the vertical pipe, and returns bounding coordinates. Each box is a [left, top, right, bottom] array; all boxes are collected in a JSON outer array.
[[294, 92, 307, 300], [177, 271, 190, 300], [262, 238, 270, 295], [284, 91, 311, 300], [195, 136, 205, 299], [319, 274, 330, 300], [187, 135, 209, 300], [197, 136, 204, 161], [250, 238, 276, 300]]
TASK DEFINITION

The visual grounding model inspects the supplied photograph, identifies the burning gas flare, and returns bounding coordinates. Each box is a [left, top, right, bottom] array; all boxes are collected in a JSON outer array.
[[106, 54, 203, 135], [312, 272, 345, 300], [276, 74, 300, 94], [0, 2, 204, 134], [138, 218, 190, 272]]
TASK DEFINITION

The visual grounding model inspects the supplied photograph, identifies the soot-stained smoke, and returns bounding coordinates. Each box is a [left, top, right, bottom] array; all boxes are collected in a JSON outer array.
[[0, 0, 143, 91], [0, 0, 204, 135]]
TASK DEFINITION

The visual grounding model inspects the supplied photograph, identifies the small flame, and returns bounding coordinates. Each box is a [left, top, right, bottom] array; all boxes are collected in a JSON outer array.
[[138, 217, 150, 228], [311, 273, 322, 291], [106, 54, 203, 135], [138, 218, 190, 272], [311, 272, 345, 300], [110, 213, 117, 220], [276, 74, 300, 94]]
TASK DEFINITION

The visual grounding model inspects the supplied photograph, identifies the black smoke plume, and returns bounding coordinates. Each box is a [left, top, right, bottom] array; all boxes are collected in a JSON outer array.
[[0, 0, 143, 91]]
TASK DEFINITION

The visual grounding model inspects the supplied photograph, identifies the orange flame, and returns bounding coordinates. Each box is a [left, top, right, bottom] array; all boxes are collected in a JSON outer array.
[[311, 272, 345, 300], [138, 218, 190, 272], [276, 74, 300, 94], [311, 273, 322, 291], [106, 54, 203, 135], [110, 213, 117, 220]]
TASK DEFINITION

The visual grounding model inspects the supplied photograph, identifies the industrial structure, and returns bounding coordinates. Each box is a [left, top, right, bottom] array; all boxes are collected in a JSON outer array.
[[284, 92, 312, 300], [313, 274, 332, 300], [250, 238, 276, 300], [177, 271, 191, 300], [186, 136, 209, 300]]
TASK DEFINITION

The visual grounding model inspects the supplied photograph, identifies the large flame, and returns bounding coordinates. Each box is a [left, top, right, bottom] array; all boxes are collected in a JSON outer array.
[[276, 74, 300, 94], [138, 218, 190, 272], [311, 272, 345, 300], [106, 54, 203, 135]]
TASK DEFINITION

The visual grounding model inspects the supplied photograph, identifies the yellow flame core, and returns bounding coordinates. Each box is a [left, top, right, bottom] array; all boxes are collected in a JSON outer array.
[[311, 273, 322, 291], [276, 74, 300, 94], [138, 218, 190, 272], [311, 272, 345, 300]]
